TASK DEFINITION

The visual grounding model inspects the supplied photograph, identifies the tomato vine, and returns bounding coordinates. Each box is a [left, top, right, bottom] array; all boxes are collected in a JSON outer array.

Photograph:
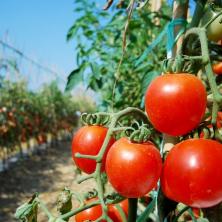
[[15, 0, 222, 222]]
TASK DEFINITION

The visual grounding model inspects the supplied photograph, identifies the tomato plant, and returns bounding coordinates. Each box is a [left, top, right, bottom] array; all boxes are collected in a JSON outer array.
[[106, 137, 162, 198], [161, 138, 222, 208], [145, 74, 207, 136], [212, 62, 222, 75], [15, 0, 222, 221], [72, 126, 115, 174]]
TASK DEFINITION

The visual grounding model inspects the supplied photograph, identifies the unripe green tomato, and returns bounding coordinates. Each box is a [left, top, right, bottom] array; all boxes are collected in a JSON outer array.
[[200, 6, 222, 42]]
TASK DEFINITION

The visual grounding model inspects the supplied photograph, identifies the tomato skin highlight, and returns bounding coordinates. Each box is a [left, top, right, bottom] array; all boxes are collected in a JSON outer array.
[[145, 74, 207, 136], [161, 138, 222, 208], [106, 137, 162, 198], [72, 126, 115, 174]]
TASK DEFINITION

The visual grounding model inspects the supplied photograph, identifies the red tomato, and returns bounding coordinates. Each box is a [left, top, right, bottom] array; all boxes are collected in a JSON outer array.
[[108, 199, 128, 222], [75, 199, 128, 222], [212, 62, 222, 75], [217, 112, 222, 128], [72, 126, 115, 174], [191, 207, 200, 218], [37, 134, 45, 145], [161, 139, 222, 208], [106, 137, 162, 198], [75, 198, 105, 222], [145, 74, 207, 136]]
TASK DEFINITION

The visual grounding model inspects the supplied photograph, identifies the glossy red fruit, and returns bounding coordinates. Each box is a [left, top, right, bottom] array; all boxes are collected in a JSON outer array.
[[108, 199, 128, 222], [145, 74, 207, 136], [106, 137, 162, 198], [75, 199, 128, 222], [72, 126, 115, 174], [75, 198, 105, 222], [192, 207, 200, 218], [212, 62, 222, 75], [161, 139, 222, 208]]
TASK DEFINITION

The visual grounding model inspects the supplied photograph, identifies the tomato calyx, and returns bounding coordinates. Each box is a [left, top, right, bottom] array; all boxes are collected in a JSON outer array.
[[83, 189, 98, 201], [181, 112, 222, 142], [162, 57, 203, 74], [124, 121, 153, 143], [81, 112, 111, 126]]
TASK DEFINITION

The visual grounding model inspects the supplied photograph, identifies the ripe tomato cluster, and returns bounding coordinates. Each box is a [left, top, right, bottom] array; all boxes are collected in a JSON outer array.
[[72, 126, 162, 198], [145, 73, 222, 208], [71, 72, 222, 220]]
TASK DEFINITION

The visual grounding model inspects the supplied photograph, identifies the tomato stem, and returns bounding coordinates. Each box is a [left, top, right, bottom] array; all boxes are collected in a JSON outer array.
[[128, 198, 138, 222], [36, 197, 54, 220], [177, 26, 222, 128], [172, 206, 190, 222], [59, 199, 101, 220], [77, 173, 95, 184], [190, 0, 207, 28]]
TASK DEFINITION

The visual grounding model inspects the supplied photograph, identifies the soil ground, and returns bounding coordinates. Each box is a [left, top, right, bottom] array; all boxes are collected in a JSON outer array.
[[0, 140, 96, 222]]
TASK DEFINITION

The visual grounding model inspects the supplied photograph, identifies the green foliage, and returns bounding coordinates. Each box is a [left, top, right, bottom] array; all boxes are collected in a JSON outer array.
[[65, 68, 82, 92], [67, 0, 171, 110], [137, 198, 156, 222], [56, 188, 72, 216], [14, 194, 38, 222]]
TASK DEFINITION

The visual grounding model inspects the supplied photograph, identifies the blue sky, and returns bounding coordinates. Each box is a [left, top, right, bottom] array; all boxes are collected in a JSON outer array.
[[168, 0, 195, 13], [0, 0, 196, 91], [0, 0, 77, 90]]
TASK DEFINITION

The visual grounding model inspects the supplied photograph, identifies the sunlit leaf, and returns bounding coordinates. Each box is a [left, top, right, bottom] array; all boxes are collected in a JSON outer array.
[[65, 68, 82, 92], [141, 71, 160, 94], [137, 198, 156, 222]]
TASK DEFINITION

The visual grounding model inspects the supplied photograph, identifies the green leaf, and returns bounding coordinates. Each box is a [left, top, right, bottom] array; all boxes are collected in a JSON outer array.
[[75, 7, 84, 12], [142, 71, 160, 94], [90, 62, 101, 80], [187, 208, 198, 222], [57, 188, 72, 215], [134, 62, 153, 72], [197, 219, 209, 222], [88, 77, 102, 91], [65, 68, 82, 92], [83, 29, 94, 38], [141, 71, 160, 94], [136, 198, 155, 222], [67, 24, 79, 41], [67, 0, 170, 109], [14, 194, 38, 222], [140, 71, 159, 108]]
